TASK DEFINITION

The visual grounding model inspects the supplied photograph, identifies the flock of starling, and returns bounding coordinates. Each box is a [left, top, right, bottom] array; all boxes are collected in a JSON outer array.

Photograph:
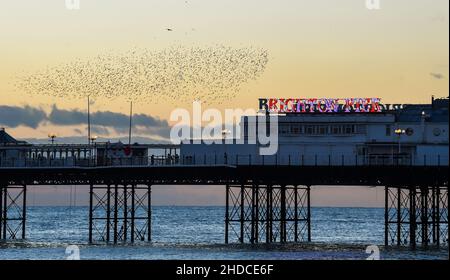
[[16, 45, 269, 104]]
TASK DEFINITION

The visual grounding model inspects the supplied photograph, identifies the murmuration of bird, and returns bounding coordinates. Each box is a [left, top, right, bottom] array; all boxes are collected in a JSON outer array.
[[15, 45, 269, 105]]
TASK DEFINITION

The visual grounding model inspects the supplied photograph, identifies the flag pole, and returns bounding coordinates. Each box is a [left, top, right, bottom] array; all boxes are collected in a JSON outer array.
[[88, 95, 91, 145], [128, 101, 133, 146]]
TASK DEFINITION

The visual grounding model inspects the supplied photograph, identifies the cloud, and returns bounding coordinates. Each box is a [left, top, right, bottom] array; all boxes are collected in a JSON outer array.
[[48, 106, 170, 137], [48, 105, 86, 125], [47, 105, 170, 138], [0, 104, 172, 139], [0, 105, 47, 128], [73, 128, 83, 135], [430, 72, 445, 80], [90, 125, 110, 136]]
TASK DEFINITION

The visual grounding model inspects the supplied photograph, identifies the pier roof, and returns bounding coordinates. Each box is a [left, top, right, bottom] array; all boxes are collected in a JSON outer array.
[[0, 128, 26, 145]]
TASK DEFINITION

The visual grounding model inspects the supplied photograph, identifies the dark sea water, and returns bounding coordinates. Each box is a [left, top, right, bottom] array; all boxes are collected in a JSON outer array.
[[0, 206, 448, 260]]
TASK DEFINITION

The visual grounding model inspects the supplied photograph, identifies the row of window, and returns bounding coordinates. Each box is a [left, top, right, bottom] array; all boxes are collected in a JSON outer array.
[[279, 124, 367, 136]]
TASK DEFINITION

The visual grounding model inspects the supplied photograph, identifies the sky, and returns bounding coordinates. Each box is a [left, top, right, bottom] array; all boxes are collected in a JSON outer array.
[[0, 0, 448, 206]]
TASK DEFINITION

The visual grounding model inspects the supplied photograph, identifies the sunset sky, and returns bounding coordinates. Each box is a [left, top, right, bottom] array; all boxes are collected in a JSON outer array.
[[0, 0, 448, 206]]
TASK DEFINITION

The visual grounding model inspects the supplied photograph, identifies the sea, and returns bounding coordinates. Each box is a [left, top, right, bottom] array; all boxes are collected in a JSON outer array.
[[0, 206, 448, 260]]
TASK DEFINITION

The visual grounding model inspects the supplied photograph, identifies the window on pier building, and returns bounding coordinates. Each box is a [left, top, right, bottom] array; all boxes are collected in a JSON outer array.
[[305, 125, 315, 135], [344, 125, 354, 134], [279, 123, 367, 136], [280, 123, 290, 135], [290, 124, 302, 135], [318, 125, 328, 135]]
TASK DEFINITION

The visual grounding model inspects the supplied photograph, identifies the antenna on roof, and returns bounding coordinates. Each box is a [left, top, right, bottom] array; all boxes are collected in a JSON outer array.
[[128, 101, 133, 146], [88, 95, 91, 145]]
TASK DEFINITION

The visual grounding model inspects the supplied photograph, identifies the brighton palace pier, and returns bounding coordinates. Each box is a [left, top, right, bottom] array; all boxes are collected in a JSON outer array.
[[0, 97, 448, 247]]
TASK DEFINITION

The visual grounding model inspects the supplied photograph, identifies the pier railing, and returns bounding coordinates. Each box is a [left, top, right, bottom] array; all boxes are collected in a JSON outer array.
[[0, 154, 448, 168]]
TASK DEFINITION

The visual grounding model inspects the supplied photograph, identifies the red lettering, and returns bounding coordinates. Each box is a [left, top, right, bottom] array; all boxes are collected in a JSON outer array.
[[344, 98, 354, 112], [370, 98, 381, 112], [268, 98, 278, 112]]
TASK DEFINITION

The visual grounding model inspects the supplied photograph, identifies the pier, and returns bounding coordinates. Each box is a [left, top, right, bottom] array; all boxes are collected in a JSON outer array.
[[1, 95, 449, 248], [0, 153, 447, 248]]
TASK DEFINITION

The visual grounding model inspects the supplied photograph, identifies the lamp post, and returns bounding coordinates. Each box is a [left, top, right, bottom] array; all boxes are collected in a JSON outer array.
[[48, 133, 57, 145], [47, 133, 57, 162], [394, 128, 406, 164], [90, 135, 97, 145], [90, 135, 98, 160]]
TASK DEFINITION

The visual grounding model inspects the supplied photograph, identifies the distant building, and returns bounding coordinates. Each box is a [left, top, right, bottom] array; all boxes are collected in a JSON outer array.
[[180, 97, 449, 166], [0, 128, 31, 166], [96, 141, 149, 166]]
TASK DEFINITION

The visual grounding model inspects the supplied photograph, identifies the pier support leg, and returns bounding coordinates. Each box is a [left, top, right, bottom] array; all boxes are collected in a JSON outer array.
[[225, 185, 229, 244], [0, 185, 27, 240], [385, 186, 411, 247], [0, 185, 2, 239], [385, 185, 448, 248], [113, 184, 118, 244], [225, 184, 311, 244], [409, 187, 416, 249], [89, 184, 151, 243], [436, 186, 448, 246], [88, 183, 93, 243]]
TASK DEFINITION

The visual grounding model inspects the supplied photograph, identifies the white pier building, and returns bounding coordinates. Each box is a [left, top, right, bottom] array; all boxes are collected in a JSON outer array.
[[180, 97, 449, 166]]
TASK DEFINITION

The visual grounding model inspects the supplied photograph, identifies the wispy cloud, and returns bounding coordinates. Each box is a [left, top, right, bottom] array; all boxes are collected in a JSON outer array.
[[0, 105, 47, 128], [0, 104, 171, 139], [430, 72, 445, 80]]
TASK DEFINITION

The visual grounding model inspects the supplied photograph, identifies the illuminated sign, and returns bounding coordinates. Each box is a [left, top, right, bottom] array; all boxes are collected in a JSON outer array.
[[258, 98, 387, 113]]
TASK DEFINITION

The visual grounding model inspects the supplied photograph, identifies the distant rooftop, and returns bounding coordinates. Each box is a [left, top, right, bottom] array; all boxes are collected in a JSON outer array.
[[0, 128, 28, 145], [397, 97, 449, 123]]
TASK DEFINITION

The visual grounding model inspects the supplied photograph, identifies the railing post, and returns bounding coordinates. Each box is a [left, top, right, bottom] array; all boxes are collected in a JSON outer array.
[[249, 154, 251, 165]]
